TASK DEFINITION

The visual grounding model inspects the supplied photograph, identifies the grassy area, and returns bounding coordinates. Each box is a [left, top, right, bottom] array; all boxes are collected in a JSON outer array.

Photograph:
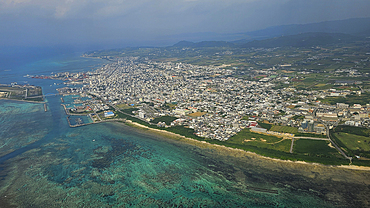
[[152, 116, 177, 125], [258, 122, 272, 130], [270, 125, 298, 134], [116, 103, 134, 109], [315, 83, 326, 87], [115, 111, 204, 141], [294, 139, 340, 156], [241, 115, 249, 120], [207, 138, 348, 165], [166, 103, 177, 110], [331, 126, 370, 159], [334, 132, 370, 151], [212, 128, 349, 165], [227, 128, 291, 152], [295, 132, 327, 138], [121, 108, 139, 115], [115, 111, 156, 127], [292, 115, 305, 120], [333, 125, 370, 137], [113, 112, 351, 165], [166, 126, 203, 141], [188, 112, 207, 117], [320, 92, 370, 105]]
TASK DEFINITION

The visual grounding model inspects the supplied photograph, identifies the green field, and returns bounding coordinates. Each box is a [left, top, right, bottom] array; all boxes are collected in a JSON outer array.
[[331, 126, 370, 160], [121, 108, 139, 115], [113, 111, 350, 165], [227, 128, 291, 152], [258, 122, 272, 130], [334, 125, 370, 137], [116, 103, 134, 109], [152, 116, 177, 125], [294, 139, 340, 157], [295, 132, 327, 138], [334, 132, 370, 152], [320, 92, 370, 105], [270, 125, 298, 134]]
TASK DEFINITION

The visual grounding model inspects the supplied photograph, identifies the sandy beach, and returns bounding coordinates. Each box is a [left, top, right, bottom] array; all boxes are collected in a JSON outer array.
[[123, 120, 370, 172]]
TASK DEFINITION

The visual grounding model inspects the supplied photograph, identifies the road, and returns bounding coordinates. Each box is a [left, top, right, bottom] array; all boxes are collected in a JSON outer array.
[[324, 124, 352, 162], [290, 138, 294, 153], [293, 137, 329, 141]]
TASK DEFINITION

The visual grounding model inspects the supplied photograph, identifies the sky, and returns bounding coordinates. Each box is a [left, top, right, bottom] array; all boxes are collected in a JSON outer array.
[[1, 0, 370, 49]]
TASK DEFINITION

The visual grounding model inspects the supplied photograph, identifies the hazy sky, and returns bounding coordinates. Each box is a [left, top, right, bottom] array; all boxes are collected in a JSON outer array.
[[1, 0, 370, 48]]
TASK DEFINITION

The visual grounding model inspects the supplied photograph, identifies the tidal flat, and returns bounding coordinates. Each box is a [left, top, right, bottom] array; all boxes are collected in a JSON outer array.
[[0, 122, 369, 207]]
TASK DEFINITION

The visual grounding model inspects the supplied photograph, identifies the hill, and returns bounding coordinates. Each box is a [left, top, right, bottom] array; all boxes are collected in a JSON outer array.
[[241, 32, 362, 48], [173, 40, 235, 48], [234, 17, 370, 44], [173, 32, 362, 49]]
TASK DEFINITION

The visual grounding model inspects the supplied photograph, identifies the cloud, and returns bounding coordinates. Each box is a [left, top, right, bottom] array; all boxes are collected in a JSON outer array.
[[1, 0, 370, 47], [0, 0, 259, 18]]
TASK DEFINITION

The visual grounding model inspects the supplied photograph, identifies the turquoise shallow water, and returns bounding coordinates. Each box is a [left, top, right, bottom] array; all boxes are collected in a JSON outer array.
[[0, 50, 369, 207], [0, 100, 51, 157], [0, 119, 340, 207]]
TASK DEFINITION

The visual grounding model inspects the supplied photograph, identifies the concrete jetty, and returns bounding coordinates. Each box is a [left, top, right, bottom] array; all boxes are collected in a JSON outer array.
[[61, 104, 70, 115], [65, 116, 126, 128]]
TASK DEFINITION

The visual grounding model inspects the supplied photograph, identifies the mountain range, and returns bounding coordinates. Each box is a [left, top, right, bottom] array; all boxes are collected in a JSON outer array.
[[172, 17, 370, 48]]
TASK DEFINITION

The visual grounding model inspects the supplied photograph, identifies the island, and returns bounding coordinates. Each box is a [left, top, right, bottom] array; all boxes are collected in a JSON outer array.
[[37, 34, 370, 167]]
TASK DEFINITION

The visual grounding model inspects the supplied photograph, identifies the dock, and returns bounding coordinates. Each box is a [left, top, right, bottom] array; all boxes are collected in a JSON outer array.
[[61, 103, 126, 128], [44, 103, 47, 112]]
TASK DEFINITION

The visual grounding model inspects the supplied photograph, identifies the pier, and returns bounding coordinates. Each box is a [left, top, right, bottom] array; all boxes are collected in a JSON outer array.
[[61, 104, 70, 115]]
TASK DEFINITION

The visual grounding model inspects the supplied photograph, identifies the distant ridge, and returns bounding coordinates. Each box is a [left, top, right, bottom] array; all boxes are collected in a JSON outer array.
[[173, 32, 362, 48], [173, 40, 235, 48], [234, 17, 370, 44], [168, 18, 370, 46], [241, 32, 363, 48]]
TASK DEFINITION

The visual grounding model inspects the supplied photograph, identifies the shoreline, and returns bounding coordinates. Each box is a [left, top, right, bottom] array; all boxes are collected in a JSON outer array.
[[120, 120, 370, 171]]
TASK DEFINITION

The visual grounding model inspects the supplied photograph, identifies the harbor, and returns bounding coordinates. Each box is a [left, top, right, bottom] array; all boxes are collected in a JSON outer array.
[[66, 115, 95, 128], [60, 94, 126, 128]]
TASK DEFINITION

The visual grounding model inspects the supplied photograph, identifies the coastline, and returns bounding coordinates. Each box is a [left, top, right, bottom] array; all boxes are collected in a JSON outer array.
[[121, 120, 370, 172]]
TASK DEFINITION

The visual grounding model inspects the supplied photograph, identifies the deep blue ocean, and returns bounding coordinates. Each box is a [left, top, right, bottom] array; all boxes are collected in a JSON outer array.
[[0, 47, 369, 207]]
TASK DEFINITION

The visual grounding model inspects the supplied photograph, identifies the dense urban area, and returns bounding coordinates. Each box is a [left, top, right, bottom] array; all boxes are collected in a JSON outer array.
[[25, 39, 370, 166]]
